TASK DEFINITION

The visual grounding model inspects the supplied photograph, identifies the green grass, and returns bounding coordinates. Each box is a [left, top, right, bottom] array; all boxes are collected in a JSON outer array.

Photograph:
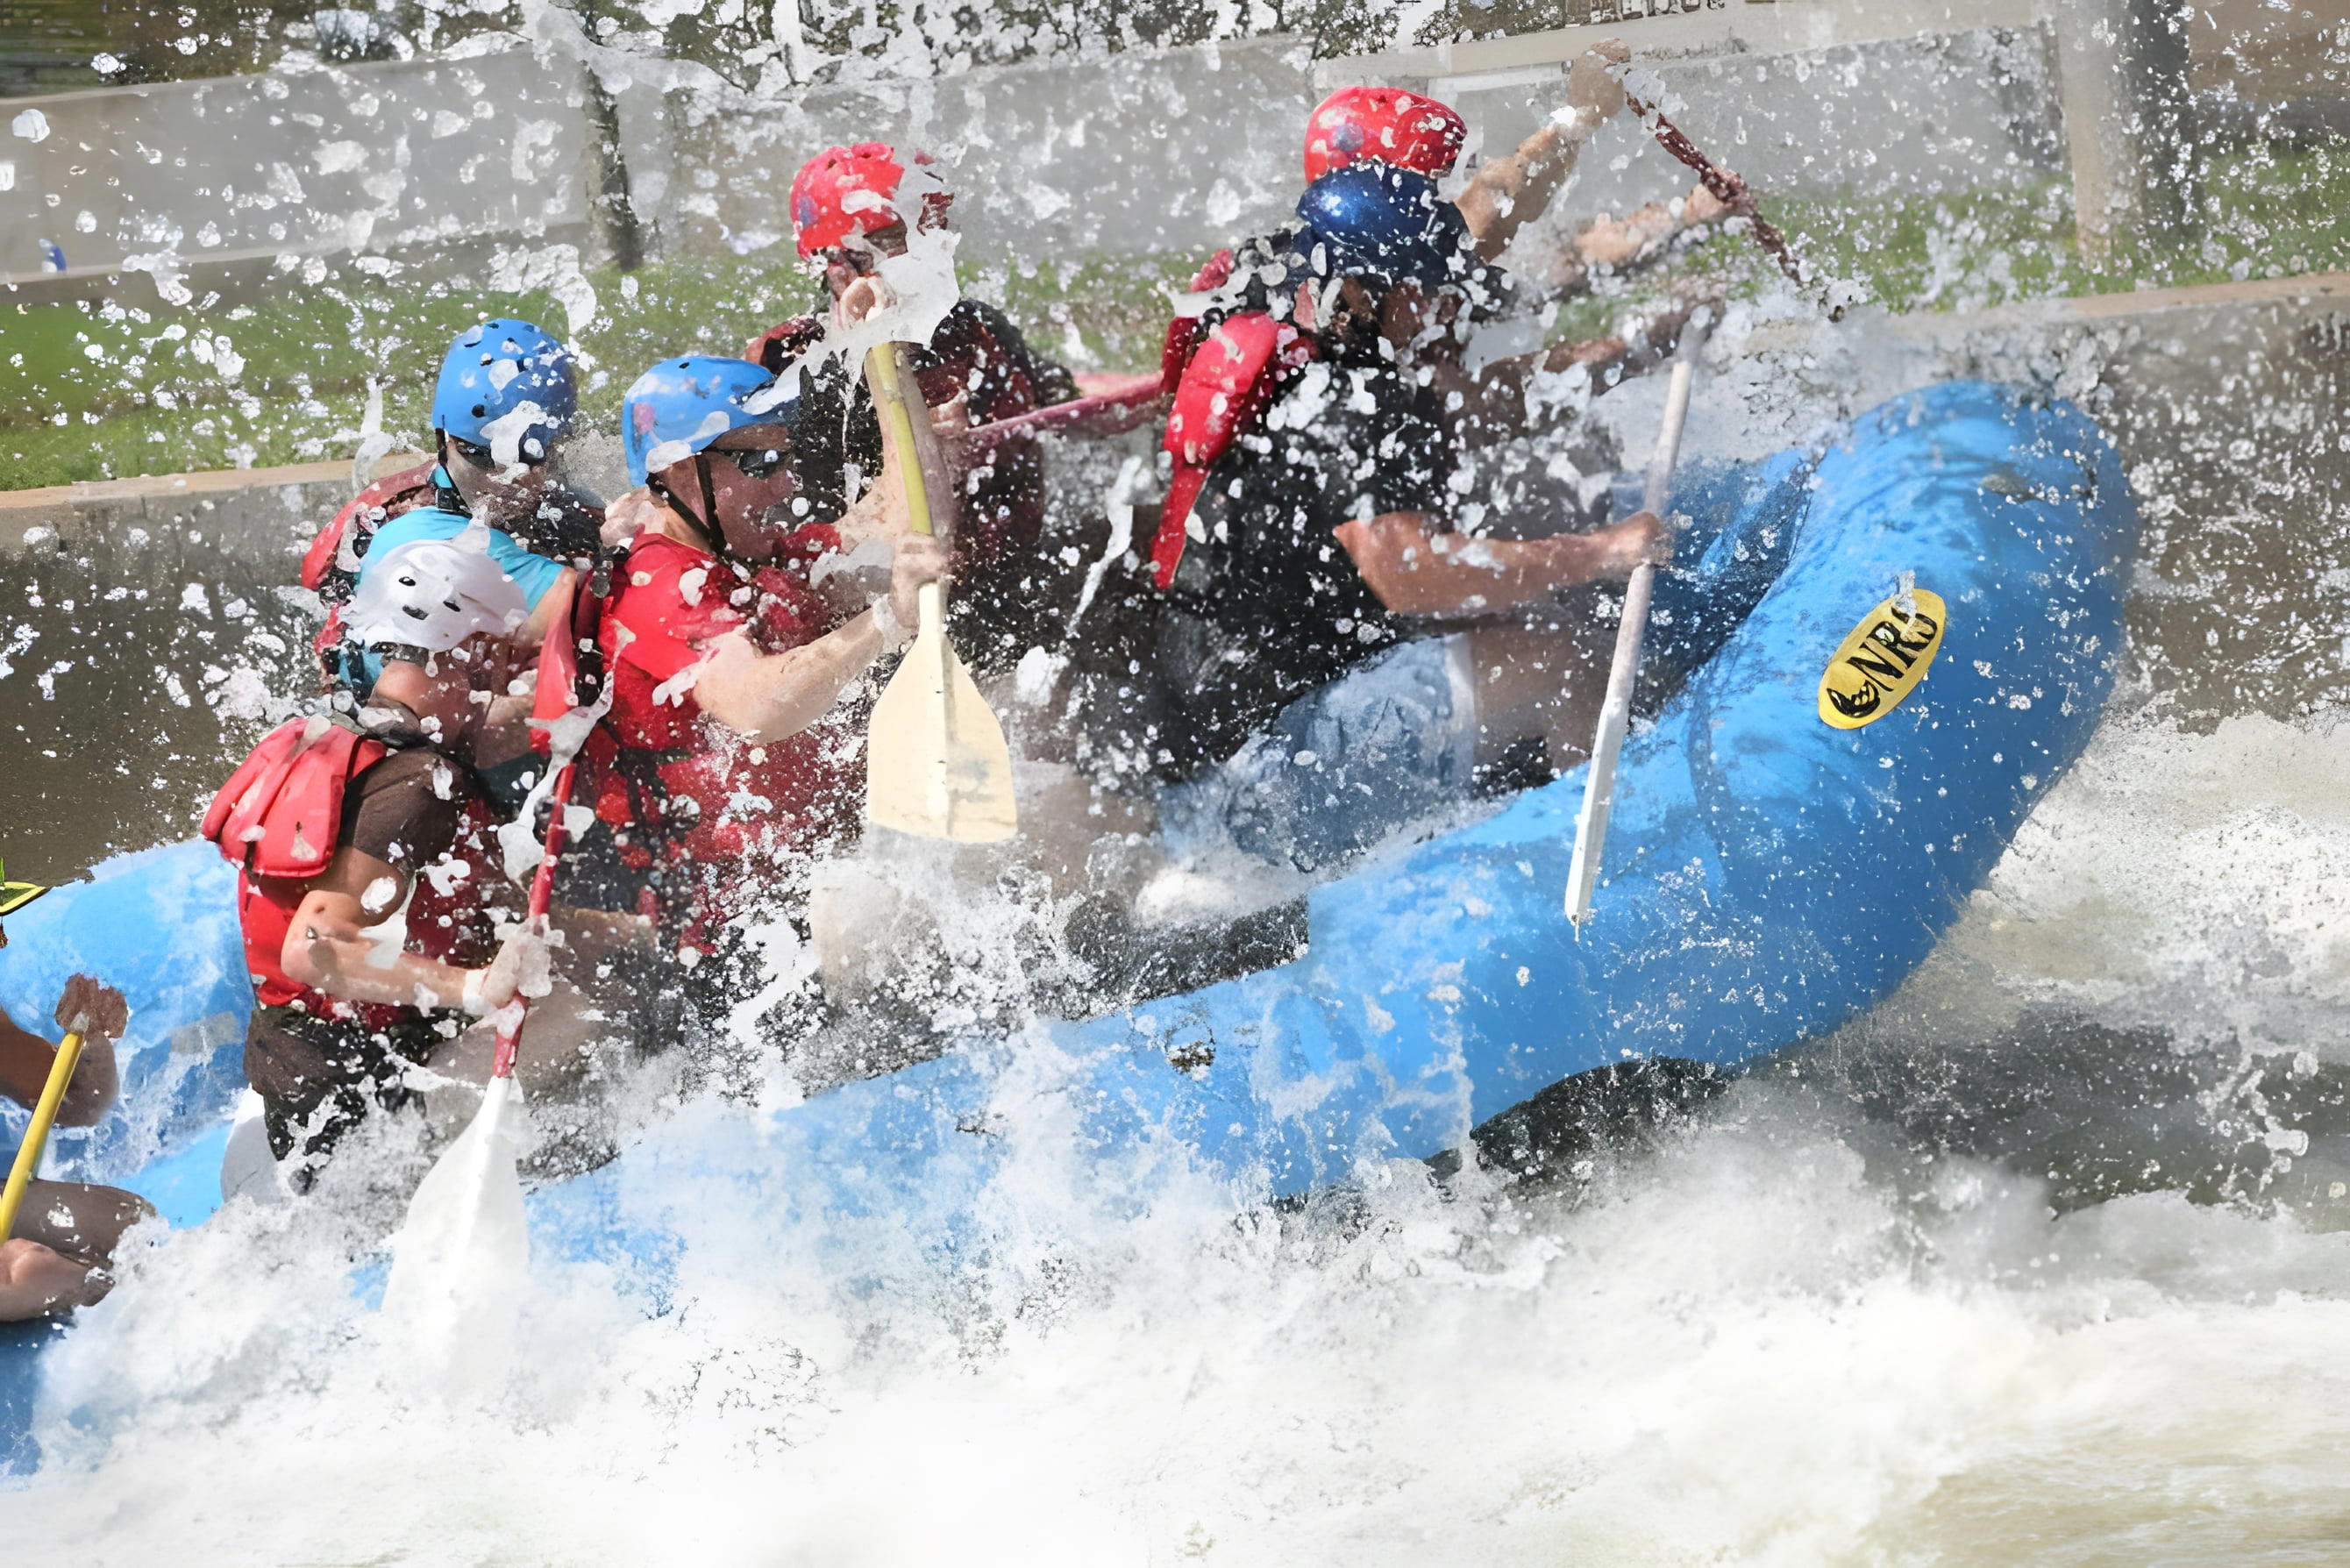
[[7, 140, 2348, 492], [0, 246, 1206, 489], [0, 255, 830, 487]]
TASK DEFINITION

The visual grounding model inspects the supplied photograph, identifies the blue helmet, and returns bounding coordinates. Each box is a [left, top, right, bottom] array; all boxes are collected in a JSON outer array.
[[433, 318, 576, 463], [621, 356, 801, 488], [1292, 164, 1471, 290]]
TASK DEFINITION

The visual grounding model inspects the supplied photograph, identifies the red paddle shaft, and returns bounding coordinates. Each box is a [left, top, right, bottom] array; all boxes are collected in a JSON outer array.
[[1635, 105, 1818, 303], [487, 759, 578, 1081], [946, 374, 1169, 458]]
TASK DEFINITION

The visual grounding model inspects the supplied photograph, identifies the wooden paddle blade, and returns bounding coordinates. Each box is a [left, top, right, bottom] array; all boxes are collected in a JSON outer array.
[[866, 588, 1018, 843]]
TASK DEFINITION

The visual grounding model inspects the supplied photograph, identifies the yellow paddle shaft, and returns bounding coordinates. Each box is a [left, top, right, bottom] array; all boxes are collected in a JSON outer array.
[[0, 1030, 83, 1241], [865, 346, 934, 538], [863, 345, 958, 540]]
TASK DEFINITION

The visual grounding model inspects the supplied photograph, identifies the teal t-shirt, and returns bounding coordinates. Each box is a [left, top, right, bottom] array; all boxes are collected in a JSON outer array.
[[345, 504, 566, 686], [360, 506, 566, 608]]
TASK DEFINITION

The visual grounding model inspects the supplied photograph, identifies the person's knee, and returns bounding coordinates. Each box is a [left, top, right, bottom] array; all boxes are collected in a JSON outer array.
[[11, 1180, 148, 1268]]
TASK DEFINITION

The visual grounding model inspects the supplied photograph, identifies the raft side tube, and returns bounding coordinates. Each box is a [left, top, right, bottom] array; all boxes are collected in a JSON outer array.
[[531, 381, 2137, 1264]]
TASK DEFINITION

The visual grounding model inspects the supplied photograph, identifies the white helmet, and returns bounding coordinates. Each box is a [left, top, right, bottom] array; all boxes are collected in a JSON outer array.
[[346, 538, 529, 657]]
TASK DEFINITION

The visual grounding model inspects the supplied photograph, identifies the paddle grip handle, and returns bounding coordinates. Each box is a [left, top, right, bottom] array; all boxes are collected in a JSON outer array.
[[488, 760, 576, 1082], [0, 1029, 84, 1240]]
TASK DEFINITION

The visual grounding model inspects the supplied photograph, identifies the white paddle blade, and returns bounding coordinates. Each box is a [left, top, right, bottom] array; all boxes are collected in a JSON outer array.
[[381, 1073, 530, 1396], [867, 586, 1017, 843]]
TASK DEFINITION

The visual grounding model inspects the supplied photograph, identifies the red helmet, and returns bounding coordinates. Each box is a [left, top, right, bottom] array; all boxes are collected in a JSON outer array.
[[789, 141, 950, 259], [1303, 88, 1467, 184]]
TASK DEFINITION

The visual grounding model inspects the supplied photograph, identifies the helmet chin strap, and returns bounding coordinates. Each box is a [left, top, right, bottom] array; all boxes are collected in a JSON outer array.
[[650, 453, 730, 559], [430, 431, 468, 513]]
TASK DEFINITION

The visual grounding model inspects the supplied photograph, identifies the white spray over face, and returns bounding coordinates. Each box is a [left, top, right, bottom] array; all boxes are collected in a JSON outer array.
[[811, 161, 965, 372]]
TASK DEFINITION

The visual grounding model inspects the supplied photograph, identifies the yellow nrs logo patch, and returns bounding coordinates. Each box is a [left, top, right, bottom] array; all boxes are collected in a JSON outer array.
[[1818, 588, 1947, 730]]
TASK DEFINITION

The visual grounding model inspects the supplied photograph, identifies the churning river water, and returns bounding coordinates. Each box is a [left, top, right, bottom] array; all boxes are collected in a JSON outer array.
[[2, 703, 2346, 1565]]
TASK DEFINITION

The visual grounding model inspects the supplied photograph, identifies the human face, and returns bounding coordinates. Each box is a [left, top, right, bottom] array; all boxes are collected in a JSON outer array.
[[442, 431, 554, 529], [657, 423, 803, 562], [369, 638, 506, 751], [820, 220, 909, 300]]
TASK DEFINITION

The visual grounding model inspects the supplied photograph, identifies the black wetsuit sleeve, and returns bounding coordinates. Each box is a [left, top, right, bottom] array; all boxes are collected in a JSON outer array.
[[1361, 384, 1456, 523], [963, 298, 1081, 408]]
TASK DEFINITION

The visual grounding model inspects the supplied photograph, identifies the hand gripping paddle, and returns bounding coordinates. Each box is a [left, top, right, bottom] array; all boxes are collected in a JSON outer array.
[[0, 1014, 86, 1241]]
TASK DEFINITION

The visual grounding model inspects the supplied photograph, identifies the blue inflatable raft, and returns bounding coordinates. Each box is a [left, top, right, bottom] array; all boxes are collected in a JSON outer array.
[[0, 381, 2136, 1471], [0, 840, 251, 1473]]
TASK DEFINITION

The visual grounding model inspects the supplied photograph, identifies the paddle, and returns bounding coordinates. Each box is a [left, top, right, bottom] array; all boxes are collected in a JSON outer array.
[[1622, 82, 1837, 319], [0, 1016, 86, 1241], [378, 757, 575, 1387], [381, 595, 600, 1387], [1563, 311, 1711, 926], [862, 341, 1019, 842], [944, 372, 1167, 457]]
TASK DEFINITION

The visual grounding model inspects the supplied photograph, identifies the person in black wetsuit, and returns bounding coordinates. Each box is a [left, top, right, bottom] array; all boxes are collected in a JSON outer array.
[[1070, 164, 1689, 875]]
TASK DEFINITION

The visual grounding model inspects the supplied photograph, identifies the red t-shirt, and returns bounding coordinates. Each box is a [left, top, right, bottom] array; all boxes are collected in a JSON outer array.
[[594, 532, 862, 932]]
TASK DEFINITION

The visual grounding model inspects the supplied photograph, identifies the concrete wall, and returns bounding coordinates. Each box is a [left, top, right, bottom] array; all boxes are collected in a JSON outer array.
[[0, 458, 358, 559], [0, 0, 2081, 308], [2190, 0, 2350, 99], [638, 11, 2067, 275], [0, 43, 595, 296], [0, 0, 2322, 303]]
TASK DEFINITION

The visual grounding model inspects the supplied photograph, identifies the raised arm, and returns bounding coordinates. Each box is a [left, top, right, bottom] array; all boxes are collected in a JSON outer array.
[[1427, 298, 1708, 450], [1571, 182, 1746, 276], [1456, 42, 1629, 262]]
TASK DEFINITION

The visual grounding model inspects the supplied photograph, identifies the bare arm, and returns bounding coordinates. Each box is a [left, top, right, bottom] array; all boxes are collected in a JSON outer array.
[[1456, 42, 1629, 262], [1430, 300, 1706, 447], [1575, 182, 1741, 272], [0, 974, 128, 1127], [1335, 510, 1665, 619], [0, 1013, 52, 1109], [694, 522, 953, 743], [691, 615, 891, 744], [279, 849, 485, 1012]]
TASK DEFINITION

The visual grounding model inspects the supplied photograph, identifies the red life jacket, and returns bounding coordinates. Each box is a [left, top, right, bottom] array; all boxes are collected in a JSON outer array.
[[1158, 249, 1237, 393], [589, 531, 861, 944], [1151, 309, 1316, 589], [202, 716, 494, 1026]]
